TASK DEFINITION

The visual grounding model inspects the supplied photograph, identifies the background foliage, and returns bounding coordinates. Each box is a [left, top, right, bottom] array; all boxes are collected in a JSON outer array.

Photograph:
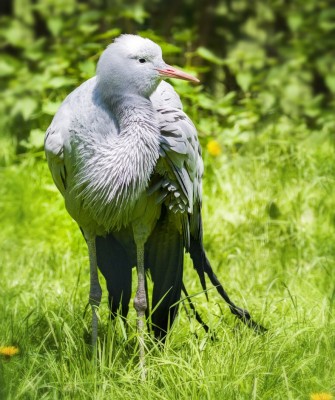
[[0, 0, 334, 399], [1, 0, 334, 156]]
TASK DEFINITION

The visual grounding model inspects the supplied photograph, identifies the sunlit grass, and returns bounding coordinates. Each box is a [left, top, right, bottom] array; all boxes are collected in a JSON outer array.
[[0, 125, 334, 399]]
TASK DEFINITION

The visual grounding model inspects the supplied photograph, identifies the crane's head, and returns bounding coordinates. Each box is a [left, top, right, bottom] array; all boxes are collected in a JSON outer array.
[[97, 34, 199, 98]]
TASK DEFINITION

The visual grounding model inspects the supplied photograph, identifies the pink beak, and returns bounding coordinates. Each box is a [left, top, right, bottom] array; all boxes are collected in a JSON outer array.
[[156, 65, 200, 83]]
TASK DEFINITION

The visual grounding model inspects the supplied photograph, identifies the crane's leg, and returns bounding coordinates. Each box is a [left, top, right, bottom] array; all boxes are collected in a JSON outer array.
[[134, 241, 147, 380], [86, 235, 102, 347]]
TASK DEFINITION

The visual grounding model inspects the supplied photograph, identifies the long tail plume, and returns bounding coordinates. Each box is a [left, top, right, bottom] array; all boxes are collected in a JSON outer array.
[[189, 235, 267, 334]]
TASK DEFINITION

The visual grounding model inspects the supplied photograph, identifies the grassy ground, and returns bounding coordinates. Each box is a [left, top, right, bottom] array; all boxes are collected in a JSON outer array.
[[0, 123, 334, 399]]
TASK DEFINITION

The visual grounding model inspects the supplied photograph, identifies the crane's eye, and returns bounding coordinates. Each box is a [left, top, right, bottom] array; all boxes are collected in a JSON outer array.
[[139, 58, 146, 63]]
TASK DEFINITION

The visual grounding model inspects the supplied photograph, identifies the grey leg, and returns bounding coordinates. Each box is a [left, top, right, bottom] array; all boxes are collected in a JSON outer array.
[[86, 236, 102, 347], [134, 242, 147, 379]]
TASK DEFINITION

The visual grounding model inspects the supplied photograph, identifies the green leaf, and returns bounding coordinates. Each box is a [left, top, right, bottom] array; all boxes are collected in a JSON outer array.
[[121, 6, 148, 24], [79, 24, 99, 35], [3, 20, 32, 47], [197, 47, 225, 65], [47, 18, 63, 37], [236, 72, 252, 91], [0, 60, 15, 77], [46, 77, 76, 89], [29, 129, 45, 149], [78, 60, 96, 78], [11, 98, 38, 120], [42, 101, 62, 116], [94, 28, 121, 40], [325, 74, 335, 93], [79, 11, 103, 23], [287, 13, 303, 32]]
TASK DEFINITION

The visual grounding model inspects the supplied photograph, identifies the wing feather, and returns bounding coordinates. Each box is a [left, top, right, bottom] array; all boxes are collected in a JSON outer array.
[[150, 82, 204, 254], [44, 126, 67, 195]]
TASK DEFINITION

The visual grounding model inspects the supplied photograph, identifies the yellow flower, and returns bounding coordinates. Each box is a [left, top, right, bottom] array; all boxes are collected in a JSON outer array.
[[207, 140, 222, 157], [310, 393, 333, 400], [0, 346, 20, 357]]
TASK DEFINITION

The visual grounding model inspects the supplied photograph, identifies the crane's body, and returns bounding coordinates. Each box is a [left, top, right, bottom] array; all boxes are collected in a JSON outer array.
[[46, 76, 196, 236], [45, 66, 202, 338], [45, 35, 264, 374]]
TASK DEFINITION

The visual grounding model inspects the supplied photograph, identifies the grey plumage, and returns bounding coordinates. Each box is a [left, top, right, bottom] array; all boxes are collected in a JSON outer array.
[[45, 35, 265, 367], [46, 80, 161, 233]]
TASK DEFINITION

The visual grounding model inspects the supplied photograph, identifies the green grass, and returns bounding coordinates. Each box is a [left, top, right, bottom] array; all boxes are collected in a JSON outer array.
[[0, 124, 334, 399]]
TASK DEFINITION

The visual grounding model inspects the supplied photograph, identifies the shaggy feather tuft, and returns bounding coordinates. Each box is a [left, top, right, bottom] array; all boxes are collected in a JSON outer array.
[[72, 96, 160, 230]]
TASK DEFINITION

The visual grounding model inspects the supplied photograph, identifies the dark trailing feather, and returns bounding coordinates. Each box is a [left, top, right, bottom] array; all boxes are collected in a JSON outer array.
[[181, 282, 211, 336], [145, 205, 184, 340], [188, 212, 208, 300], [189, 220, 267, 333], [203, 252, 267, 333], [181, 214, 190, 251], [189, 235, 208, 301]]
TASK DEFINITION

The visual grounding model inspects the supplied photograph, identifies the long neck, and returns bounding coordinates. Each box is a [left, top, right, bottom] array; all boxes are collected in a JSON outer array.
[[111, 93, 157, 137], [109, 93, 161, 184], [74, 92, 161, 231]]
